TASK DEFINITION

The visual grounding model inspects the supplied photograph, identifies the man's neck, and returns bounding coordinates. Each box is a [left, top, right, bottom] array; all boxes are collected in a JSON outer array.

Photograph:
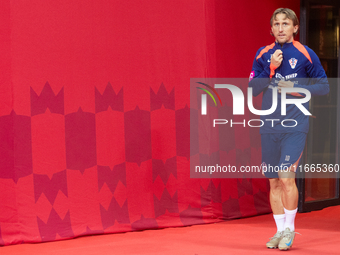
[[276, 40, 294, 47]]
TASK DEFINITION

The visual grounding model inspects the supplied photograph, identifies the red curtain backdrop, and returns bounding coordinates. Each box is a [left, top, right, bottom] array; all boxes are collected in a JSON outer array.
[[0, 0, 299, 246]]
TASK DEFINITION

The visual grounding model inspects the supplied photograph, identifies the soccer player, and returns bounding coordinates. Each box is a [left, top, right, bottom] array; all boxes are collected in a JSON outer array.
[[248, 8, 329, 250]]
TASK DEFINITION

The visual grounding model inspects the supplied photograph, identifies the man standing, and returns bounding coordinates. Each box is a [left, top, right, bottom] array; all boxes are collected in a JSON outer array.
[[248, 8, 329, 250]]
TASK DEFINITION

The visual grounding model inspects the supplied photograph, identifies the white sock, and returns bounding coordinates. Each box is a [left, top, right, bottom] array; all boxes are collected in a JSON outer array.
[[273, 214, 286, 232], [284, 208, 297, 231]]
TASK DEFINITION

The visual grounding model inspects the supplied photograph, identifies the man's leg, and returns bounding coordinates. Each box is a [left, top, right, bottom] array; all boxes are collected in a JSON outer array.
[[277, 132, 305, 233], [277, 167, 299, 250], [266, 178, 285, 249], [279, 172, 298, 211], [279, 171, 298, 229], [262, 134, 285, 249], [269, 178, 284, 214]]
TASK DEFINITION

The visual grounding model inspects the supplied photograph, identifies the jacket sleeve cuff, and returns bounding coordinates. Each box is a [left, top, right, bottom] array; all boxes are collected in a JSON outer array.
[[269, 63, 277, 78]]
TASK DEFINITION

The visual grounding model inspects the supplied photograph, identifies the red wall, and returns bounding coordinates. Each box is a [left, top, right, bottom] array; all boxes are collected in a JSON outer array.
[[0, 0, 299, 246]]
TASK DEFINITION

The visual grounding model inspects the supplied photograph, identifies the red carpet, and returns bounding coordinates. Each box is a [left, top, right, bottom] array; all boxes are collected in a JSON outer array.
[[1, 205, 339, 255]]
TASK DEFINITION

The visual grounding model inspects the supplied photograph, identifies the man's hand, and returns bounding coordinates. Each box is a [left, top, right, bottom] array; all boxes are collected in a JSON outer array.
[[278, 80, 294, 93], [271, 49, 283, 68]]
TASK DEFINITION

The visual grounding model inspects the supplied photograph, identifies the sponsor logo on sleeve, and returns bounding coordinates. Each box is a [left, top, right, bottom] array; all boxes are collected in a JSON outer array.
[[249, 71, 255, 81]]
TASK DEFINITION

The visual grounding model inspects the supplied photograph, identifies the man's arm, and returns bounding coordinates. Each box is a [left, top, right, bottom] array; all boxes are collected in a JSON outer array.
[[293, 48, 329, 96], [249, 49, 282, 97]]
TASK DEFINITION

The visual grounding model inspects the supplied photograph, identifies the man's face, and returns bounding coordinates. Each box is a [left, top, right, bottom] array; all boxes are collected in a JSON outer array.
[[271, 13, 298, 45]]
